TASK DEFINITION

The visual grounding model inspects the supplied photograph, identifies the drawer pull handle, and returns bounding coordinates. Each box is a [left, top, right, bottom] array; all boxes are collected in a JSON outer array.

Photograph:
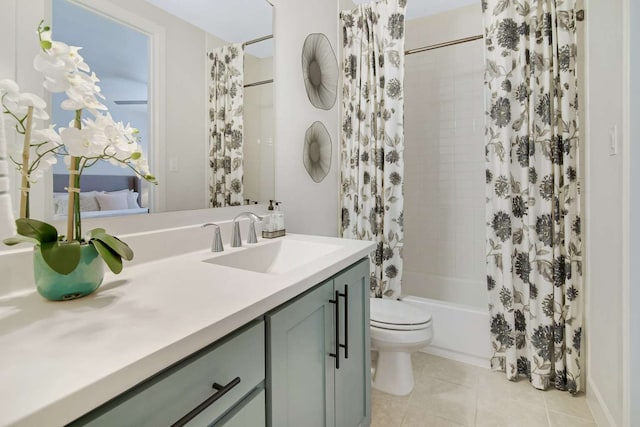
[[329, 290, 340, 370], [171, 377, 241, 427]]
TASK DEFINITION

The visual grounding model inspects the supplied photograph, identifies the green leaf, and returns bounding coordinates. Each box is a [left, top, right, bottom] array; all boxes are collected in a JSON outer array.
[[89, 230, 133, 261], [86, 228, 106, 239], [3, 235, 39, 246], [16, 218, 58, 243], [41, 241, 81, 275], [92, 240, 123, 274]]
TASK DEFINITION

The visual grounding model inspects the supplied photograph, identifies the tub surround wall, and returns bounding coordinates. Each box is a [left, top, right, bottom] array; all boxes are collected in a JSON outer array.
[[402, 4, 486, 309]]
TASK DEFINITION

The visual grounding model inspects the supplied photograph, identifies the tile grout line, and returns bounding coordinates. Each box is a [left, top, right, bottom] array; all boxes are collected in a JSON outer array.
[[543, 392, 553, 427], [473, 392, 479, 427]]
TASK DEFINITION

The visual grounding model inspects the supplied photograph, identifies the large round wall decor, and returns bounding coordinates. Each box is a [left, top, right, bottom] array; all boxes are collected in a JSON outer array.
[[303, 121, 332, 183], [301, 33, 338, 110]]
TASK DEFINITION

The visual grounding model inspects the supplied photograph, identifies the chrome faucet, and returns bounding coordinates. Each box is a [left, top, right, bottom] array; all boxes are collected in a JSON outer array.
[[231, 212, 263, 247], [202, 223, 224, 252]]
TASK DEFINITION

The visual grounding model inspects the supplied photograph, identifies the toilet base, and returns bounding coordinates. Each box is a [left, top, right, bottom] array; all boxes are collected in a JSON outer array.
[[372, 350, 414, 396]]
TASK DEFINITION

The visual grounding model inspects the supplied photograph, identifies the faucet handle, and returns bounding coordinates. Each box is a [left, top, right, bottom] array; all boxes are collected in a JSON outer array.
[[248, 221, 258, 244], [202, 223, 224, 252], [231, 221, 242, 248]]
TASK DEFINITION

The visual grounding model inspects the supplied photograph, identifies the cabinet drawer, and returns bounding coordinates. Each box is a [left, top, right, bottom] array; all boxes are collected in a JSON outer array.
[[214, 388, 265, 427], [71, 321, 265, 427]]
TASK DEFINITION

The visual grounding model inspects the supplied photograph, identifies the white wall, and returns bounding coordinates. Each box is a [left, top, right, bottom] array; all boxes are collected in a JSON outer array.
[[272, 0, 340, 236], [401, 5, 485, 308], [106, 0, 209, 213], [585, 0, 625, 425], [0, 2, 16, 79], [627, 0, 640, 424]]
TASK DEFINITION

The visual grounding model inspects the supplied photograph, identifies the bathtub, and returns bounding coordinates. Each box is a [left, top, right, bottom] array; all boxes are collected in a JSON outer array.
[[400, 295, 492, 368]]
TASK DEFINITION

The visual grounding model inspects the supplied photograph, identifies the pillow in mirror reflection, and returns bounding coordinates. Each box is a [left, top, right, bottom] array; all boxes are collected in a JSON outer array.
[[53, 191, 100, 215], [95, 191, 129, 211], [103, 189, 140, 209]]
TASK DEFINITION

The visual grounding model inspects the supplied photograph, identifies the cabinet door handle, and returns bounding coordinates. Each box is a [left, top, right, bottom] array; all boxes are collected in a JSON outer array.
[[171, 377, 241, 427], [339, 285, 349, 359], [329, 290, 340, 370]]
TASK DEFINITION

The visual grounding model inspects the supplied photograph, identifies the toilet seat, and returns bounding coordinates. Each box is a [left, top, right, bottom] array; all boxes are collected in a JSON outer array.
[[370, 299, 432, 331]]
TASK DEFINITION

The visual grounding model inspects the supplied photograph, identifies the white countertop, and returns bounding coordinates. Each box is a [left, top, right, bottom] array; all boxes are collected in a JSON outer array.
[[0, 234, 375, 427]]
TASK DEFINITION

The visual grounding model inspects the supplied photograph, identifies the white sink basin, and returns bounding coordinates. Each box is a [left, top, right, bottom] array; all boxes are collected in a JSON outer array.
[[203, 239, 343, 274]]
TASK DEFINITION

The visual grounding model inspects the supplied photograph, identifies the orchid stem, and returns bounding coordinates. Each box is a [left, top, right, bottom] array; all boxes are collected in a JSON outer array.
[[19, 106, 34, 219], [66, 109, 82, 242]]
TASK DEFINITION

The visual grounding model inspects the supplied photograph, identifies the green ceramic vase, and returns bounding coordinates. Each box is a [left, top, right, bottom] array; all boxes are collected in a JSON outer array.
[[34, 244, 104, 301]]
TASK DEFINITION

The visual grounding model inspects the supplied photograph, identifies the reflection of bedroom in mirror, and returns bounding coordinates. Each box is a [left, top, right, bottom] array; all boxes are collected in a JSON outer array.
[[51, 0, 151, 221], [30, 0, 274, 221]]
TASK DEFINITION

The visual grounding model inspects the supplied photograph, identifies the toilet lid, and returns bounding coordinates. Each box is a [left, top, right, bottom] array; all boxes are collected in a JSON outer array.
[[370, 299, 432, 331]]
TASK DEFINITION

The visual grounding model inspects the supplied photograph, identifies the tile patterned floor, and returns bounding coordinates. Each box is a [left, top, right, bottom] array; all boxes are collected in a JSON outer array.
[[371, 353, 596, 427]]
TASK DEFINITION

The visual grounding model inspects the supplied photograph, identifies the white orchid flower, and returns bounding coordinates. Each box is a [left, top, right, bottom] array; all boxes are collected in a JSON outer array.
[[0, 79, 20, 98], [60, 126, 105, 158], [0, 80, 48, 120], [16, 93, 49, 120], [35, 38, 103, 113], [32, 125, 62, 146]]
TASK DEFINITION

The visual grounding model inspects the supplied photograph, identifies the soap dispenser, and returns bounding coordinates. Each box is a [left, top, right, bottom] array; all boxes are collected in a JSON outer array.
[[275, 202, 285, 232], [262, 200, 285, 238], [263, 200, 275, 233]]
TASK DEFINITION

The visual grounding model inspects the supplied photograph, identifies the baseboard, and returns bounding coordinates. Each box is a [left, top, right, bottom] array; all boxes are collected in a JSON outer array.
[[400, 295, 492, 368], [587, 377, 618, 427], [419, 345, 490, 368]]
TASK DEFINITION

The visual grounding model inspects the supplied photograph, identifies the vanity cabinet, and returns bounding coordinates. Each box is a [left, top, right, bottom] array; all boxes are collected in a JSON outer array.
[[266, 258, 371, 427], [66, 258, 370, 427], [69, 321, 265, 427]]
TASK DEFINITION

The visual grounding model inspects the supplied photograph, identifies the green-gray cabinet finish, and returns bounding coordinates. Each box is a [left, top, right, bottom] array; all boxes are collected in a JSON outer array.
[[69, 321, 265, 427], [334, 259, 371, 427], [215, 389, 265, 427], [267, 278, 336, 427], [267, 258, 371, 427]]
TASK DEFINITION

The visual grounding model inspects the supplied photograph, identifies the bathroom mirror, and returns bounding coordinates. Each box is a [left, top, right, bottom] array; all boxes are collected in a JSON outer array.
[[8, 0, 274, 221]]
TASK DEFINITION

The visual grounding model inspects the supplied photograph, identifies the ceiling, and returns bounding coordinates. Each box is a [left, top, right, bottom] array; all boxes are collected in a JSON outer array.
[[351, 0, 478, 20], [53, 0, 474, 86], [145, 0, 274, 58]]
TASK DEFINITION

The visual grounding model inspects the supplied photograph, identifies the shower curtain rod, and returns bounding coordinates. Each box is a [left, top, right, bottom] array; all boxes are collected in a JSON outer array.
[[404, 34, 483, 56], [244, 78, 274, 88], [242, 34, 273, 47]]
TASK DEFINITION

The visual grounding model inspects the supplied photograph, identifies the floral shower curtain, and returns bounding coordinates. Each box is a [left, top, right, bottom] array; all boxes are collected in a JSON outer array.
[[340, 0, 406, 299], [208, 44, 244, 208], [483, 0, 583, 393]]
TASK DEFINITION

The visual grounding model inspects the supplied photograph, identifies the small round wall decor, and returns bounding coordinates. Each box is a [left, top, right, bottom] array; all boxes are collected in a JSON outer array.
[[303, 121, 332, 183], [301, 33, 338, 110]]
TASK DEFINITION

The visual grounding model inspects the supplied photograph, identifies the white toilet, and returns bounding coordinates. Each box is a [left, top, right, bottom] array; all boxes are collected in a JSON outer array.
[[370, 298, 433, 396]]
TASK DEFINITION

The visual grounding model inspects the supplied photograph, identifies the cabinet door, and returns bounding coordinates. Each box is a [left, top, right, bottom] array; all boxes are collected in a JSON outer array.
[[267, 280, 336, 427], [334, 259, 371, 427]]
